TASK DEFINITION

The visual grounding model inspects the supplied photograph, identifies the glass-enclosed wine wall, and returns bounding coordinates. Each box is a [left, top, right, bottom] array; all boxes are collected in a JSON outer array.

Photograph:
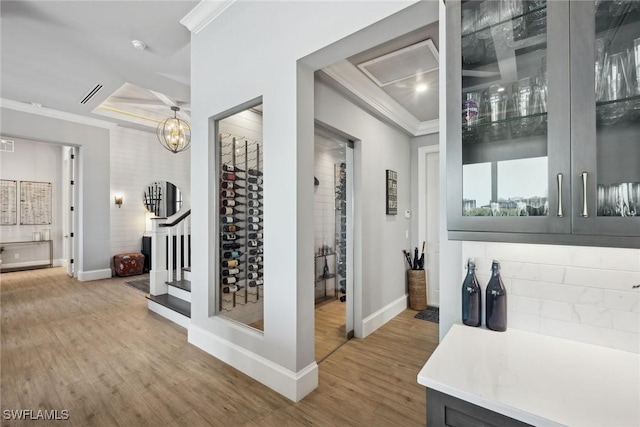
[[216, 104, 264, 331]]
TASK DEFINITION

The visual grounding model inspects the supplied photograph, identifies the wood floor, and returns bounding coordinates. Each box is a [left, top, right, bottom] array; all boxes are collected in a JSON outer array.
[[314, 298, 347, 361], [1, 268, 439, 426]]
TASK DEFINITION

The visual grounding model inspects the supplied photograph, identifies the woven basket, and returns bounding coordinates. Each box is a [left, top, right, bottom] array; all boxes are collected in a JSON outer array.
[[408, 269, 428, 311]]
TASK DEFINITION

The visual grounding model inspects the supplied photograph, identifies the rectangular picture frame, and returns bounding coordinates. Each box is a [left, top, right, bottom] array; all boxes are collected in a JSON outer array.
[[386, 169, 397, 215]]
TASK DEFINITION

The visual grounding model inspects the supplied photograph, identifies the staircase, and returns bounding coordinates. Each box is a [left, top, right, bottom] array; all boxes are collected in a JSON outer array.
[[146, 210, 192, 328]]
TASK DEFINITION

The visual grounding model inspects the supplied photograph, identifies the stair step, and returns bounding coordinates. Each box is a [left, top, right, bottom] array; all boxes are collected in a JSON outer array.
[[183, 267, 191, 272], [146, 294, 191, 318], [166, 279, 191, 292]]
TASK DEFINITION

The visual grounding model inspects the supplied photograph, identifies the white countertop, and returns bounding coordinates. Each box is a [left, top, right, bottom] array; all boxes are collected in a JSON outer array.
[[417, 324, 640, 427]]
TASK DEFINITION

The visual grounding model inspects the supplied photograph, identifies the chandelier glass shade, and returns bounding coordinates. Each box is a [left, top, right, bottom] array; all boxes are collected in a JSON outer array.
[[157, 106, 191, 153]]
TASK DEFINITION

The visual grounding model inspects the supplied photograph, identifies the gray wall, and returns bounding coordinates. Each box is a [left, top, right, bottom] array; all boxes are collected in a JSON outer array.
[[0, 108, 110, 275]]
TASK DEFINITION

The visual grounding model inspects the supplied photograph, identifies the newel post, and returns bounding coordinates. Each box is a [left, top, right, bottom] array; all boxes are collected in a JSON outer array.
[[150, 219, 169, 295]]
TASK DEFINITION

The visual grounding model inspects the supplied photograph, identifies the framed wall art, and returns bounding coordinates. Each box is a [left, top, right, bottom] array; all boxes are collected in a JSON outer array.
[[386, 169, 397, 215], [20, 181, 52, 225], [0, 179, 17, 225]]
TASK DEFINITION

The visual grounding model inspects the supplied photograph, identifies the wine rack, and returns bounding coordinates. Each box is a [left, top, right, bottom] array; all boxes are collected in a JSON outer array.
[[219, 135, 264, 316], [335, 162, 347, 302]]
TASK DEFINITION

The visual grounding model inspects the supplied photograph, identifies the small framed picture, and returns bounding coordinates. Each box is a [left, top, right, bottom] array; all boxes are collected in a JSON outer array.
[[386, 170, 397, 215]]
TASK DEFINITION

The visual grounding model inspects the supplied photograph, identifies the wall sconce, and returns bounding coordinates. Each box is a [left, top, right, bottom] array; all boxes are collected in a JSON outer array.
[[115, 195, 123, 208]]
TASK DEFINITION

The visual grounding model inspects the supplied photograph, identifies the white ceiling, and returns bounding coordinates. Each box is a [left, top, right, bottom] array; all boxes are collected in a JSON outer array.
[[1, 0, 197, 131], [1, 2, 437, 136]]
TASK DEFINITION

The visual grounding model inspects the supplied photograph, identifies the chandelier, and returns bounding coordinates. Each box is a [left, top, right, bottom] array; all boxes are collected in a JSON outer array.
[[157, 106, 191, 153]]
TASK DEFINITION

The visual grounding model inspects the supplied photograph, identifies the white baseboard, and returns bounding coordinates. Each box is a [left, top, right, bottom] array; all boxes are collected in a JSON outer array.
[[147, 300, 190, 328], [77, 268, 112, 281], [188, 324, 318, 402], [53, 258, 64, 267], [361, 294, 408, 338]]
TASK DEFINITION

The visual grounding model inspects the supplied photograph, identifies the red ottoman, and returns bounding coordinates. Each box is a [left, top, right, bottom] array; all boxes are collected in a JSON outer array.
[[114, 252, 145, 277]]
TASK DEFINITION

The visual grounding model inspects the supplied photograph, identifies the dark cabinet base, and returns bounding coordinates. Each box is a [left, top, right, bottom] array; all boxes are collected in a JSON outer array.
[[426, 388, 533, 427]]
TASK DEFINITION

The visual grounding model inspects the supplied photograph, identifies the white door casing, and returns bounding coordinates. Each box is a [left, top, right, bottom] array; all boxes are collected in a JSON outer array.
[[418, 145, 440, 306]]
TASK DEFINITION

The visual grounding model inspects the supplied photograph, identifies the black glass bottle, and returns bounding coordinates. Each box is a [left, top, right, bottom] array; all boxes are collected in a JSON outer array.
[[461, 259, 481, 327], [486, 260, 507, 332]]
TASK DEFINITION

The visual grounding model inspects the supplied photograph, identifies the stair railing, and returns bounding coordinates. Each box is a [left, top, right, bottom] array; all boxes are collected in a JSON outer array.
[[149, 209, 191, 295]]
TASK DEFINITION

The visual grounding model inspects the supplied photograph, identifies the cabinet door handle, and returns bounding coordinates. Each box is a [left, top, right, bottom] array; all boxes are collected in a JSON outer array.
[[557, 173, 564, 217], [581, 172, 589, 218]]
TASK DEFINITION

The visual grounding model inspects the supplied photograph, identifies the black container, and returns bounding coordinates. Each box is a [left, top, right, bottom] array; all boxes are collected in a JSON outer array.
[[462, 259, 482, 327], [486, 260, 507, 332]]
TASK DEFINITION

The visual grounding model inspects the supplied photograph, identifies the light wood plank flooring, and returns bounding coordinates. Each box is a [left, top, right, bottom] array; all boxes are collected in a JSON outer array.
[[315, 298, 347, 361], [1, 268, 439, 426]]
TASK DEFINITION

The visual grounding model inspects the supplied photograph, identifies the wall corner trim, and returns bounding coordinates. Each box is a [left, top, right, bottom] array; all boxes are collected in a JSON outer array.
[[361, 294, 408, 338], [417, 119, 440, 136], [188, 324, 319, 402], [77, 268, 112, 281], [180, 0, 237, 34]]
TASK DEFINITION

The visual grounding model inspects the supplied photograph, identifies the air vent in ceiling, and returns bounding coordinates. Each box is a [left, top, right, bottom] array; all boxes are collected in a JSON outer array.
[[79, 84, 104, 104], [357, 40, 439, 87]]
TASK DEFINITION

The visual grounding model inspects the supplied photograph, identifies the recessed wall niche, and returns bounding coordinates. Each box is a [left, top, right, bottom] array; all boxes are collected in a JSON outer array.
[[215, 101, 264, 331]]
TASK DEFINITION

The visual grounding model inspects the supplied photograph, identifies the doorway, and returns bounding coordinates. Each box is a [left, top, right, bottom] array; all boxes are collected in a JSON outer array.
[[314, 126, 354, 361], [418, 145, 440, 306]]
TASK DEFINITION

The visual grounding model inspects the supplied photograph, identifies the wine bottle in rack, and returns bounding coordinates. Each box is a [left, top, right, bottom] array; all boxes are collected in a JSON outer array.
[[249, 248, 264, 255], [222, 268, 242, 276], [247, 272, 263, 280], [248, 279, 263, 287], [248, 208, 263, 216], [222, 199, 244, 207], [220, 207, 244, 215], [247, 184, 262, 192], [222, 233, 239, 241], [248, 264, 262, 271], [223, 285, 240, 293], [247, 216, 261, 223], [221, 216, 241, 224], [223, 251, 244, 259], [223, 164, 245, 173], [221, 190, 238, 198], [221, 181, 245, 190], [247, 200, 262, 208], [222, 242, 242, 250], [248, 240, 263, 247], [222, 224, 244, 232], [221, 172, 245, 181], [222, 276, 238, 285], [248, 232, 263, 240], [247, 193, 263, 200], [222, 259, 242, 268], [247, 177, 263, 184], [248, 256, 263, 263], [247, 168, 263, 177], [247, 224, 263, 231]]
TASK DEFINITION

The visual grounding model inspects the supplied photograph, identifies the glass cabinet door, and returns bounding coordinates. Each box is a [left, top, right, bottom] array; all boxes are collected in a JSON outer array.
[[571, 0, 640, 237], [448, 0, 570, 235]]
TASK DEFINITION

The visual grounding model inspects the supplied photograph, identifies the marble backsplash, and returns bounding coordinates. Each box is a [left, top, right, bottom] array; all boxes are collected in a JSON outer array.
[[462, 242, 640, 353]]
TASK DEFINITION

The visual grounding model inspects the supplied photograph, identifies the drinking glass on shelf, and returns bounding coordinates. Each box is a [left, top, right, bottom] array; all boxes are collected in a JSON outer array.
[[595, 38, 610, 100], [476, 1, 500, 39], [462, 8, 477, 36], [598, 50, 632, 125], [463, 92, 484, 143], [486, 85, 508, 141]]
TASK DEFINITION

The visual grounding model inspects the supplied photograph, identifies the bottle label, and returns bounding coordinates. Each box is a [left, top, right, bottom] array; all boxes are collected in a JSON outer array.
[[462, 100, 479, 122]]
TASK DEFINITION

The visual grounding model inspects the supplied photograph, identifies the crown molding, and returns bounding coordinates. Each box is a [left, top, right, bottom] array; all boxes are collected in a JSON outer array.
[[323, 60, 421, 136], [417, 119, 440, 135], [180, 0, 237, 34], [0, 98, 117, 129]]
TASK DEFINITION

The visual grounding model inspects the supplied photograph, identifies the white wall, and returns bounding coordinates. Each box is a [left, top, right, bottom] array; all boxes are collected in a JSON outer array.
[[460, 243, 640, 353], [315, 82, 413, 324], [109, 127, 190, 257], [410, 133, 439, 245], [0, 108, 111, 279], [189, 0, 431, 401], [0, 139, 63, 266]]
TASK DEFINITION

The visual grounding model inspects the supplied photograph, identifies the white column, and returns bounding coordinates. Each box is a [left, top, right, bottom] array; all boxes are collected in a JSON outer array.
[[176, 221, 182, 281], [150, 219, 169, 295]]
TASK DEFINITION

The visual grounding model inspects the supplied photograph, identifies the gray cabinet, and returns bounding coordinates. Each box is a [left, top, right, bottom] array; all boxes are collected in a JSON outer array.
[[427, 388, 533, 427], [446, 0, 640, 248]]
